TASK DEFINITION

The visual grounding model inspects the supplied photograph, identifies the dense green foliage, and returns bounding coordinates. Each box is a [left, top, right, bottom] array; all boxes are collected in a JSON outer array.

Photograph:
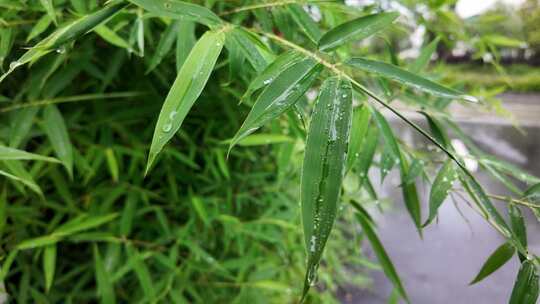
[[0, 0, 539, 303]]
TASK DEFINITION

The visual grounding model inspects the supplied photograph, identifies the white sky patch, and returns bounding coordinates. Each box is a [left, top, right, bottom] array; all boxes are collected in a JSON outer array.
[[456, 0, 526, 18]]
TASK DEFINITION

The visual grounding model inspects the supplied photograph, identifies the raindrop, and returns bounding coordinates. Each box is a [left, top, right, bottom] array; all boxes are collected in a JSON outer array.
[[162, 123, 173, 133], [169, 111, 177, 120], [263, 79, 272, 85], [9, 61, 20, 70]]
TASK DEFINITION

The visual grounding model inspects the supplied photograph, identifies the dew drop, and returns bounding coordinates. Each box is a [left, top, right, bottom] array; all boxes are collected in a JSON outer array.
[[169, 111, 177, 120], [263, 79, 272, 85], [463, 95, 479, 103], [164, 2, 172, 9], [9, 61, 20, 70], [162, 123, 173, 132]]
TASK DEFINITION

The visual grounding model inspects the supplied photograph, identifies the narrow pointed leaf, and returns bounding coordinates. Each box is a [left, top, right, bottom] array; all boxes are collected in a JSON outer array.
[[94, 245, 116, 304], [42, 105, 74, 178], [425, 160, 457, 226], [43, 244, 56, 292], [146, 29, 226, 173], [287, 4, 322, 44], [39, 0, 57, 24], [346, 106, 370, 171], [0, 146, 59, 163], [240, 50, 304, 104], [318, 12, 399, 51], [420, 111, 451, 149], [355, 211, 409, 303], [470, 242, 515, 285], [1, 161, 43, 195], [0, 2, 127, 84], [410, 37, 440, 73], [127, 0, 222, 28], [9, 108, 39, 148], [301, 77, 352, 300], [230, 57, 321, 151], [347, 58, 478, 102], [229, 28, 273, 72], [399, 153, 422, 234], [146, 20, 180, 73], [509, 205, 528, 262], [509, 261, 539, 304]]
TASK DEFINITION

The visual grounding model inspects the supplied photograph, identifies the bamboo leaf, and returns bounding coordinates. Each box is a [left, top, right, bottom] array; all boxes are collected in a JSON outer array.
[[347, 58, 479, 102], [146, 20, 180, 73], [1, 161, 43, 195], [42, 105, 74, 178], [410, 37, 440, 73], [229, 27, 273, 72], [0, 2, 127, 84], [346, 105, 370, 171], [176, 19, 196, 70], [43, 244, 56, 292], [287, 4, 322, 44], [127, 0, 222, 28], [240, 50, 304, 105], [355, 211, 409, 303], [509, 205, 527, 262], [424, 161, 457, 226], [230, 57, 321, 152], [470, 242, 515, 285], [419, 111, 451, 149], [39, 0, 57, 25], [301, 77, 352, 300], [26, 15, 52, 42], [509, 260, 539, 304], [318, 12, 399, 52], [0, 145, 59, 163], [94, 245, 116, 304], [399, 153, 422, 234], [146, 29, 226, 174]]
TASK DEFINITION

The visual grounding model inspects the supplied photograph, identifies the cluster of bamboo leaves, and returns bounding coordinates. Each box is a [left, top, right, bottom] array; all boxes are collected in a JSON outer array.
[[1, 0, 540, 303]]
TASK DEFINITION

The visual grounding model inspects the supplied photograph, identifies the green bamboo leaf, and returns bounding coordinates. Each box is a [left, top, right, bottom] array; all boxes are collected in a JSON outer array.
[[9, 108, 39, 148], [26, 14, 52, 42], [318, 12, 399, 52], [399, 153, 422, 234], [43, 244, 56, 292], [93, 245, 116, 304], [176, 19, 196, 70], [0, 145, 59, 163], [419, 111, 451, 149], [146, 20, 180, 73], [16, 213, 118, 249], [470, 242, 515, 285], [346, 105, 370, 171], [460, 171, 512, 238], [230, 57, 321, 152], [287, 4, 322, 44], [227, 134, 293, 147], [0, 2, 127, 84], [355, 211, 410, 303], [127, 0, 222, 28], [347, 58, 479, 102], [410, 37, 440, 73], [229, 27, 273, 72], [524, 183, 540, 203], [357, 127, 379, 183], [371, 108, 399, 181], [0, 28, 15, 67], [39, 0, 57, 25], [1, 161, 43, 195], [94, 25, 132, 50], [509, 260, 539, 304], [54, 213, 119, 236], [301, 77, 352, 300], [126, 246, 156, 300], [42, 105, 73, 178], [509, 205, 527, 262], [424, 161, 457, 226], [240, 50, 304, 104], [105, 148, 119, 182], [146, 29, 226, 174]]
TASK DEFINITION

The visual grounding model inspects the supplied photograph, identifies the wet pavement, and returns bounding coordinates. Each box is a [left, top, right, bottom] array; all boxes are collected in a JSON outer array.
[[343, 94, 540, 303]]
